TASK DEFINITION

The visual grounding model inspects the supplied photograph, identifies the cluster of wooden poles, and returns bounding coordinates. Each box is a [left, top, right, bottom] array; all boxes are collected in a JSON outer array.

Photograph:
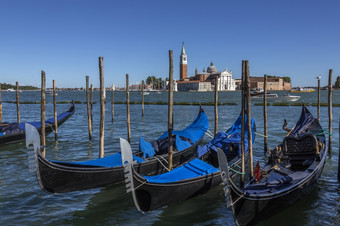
[[0, 56, 339, 179]]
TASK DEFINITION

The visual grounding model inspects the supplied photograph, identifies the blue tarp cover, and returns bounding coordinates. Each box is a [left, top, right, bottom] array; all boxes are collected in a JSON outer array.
[[19, 110, 74, 130], [197, 114, 255, 158], [0, 107, 73, 136], [51, 152, 145, 167], [143, 158, 218, 183], [140, 111, 209, 158]]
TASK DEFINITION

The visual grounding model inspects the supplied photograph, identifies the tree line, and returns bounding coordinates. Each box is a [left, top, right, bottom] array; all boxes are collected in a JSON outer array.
[[0, 83, 39, 90]]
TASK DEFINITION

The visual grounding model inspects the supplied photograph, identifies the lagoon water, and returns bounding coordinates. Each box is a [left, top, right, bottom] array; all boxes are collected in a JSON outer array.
[[0, 90, 339, 225]]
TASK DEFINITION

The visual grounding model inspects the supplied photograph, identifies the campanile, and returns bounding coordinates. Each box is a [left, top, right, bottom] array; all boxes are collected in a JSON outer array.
[[180, 42, 187, 80]]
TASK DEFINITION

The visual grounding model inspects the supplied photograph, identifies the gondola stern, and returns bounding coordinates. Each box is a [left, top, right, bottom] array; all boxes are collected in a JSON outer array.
[[120, 138, 144, 213], [25, 123, 48, 192]]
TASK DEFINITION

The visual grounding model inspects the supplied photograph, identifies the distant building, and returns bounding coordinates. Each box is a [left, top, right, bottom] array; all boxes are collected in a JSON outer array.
[[176, 43, 236, 91], [249, 76, 291, 91]]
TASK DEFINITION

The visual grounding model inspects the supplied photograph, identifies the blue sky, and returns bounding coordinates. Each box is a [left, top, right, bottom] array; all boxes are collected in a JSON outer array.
[[1, 0, 339, 88]]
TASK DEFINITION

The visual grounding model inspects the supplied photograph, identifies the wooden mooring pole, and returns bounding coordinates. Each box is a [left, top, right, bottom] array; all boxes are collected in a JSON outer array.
[[264, 74, 268, 153], [168, 50, 174, 170], [53, 80, 58, 140], [111, 83, 114, 122], [86, 76, 92, 141], [240, 60, 246, 187], [142, 80, 145, 117], [317, 76, 321, 122], [338, 118, 340, 180], [126, 74, 131, 144], [99, 57, 105, 158], [214, 76, 218, 135], [16, 81, 20, 123], [90, 84, 93, 124], [0, 83, 2, 123], [41, 71, 46, 157], [328, 69, 333, 154], [246, 61, 253, 178]]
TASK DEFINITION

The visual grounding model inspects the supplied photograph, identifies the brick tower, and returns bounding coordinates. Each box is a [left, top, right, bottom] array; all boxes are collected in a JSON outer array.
[[180, 42, 187, 80]]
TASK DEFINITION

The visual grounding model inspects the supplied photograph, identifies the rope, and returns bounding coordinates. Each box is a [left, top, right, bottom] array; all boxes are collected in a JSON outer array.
[[228, 167, 245, 175], [133, 180, 147, 190], [206, 129, 215, 139], [230, 193, 244, 206], [255, 131, 267, 137], [150, 156, 170, 172]]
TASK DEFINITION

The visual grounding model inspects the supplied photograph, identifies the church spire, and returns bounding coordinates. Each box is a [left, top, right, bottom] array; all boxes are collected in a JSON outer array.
[[181, 42, 186, 55]]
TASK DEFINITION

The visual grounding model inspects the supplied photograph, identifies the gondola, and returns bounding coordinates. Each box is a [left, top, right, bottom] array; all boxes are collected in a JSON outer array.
[[217, 104, 326, 226], [25, 107, 209, 194], [0, 104, 74, 145], [120, 114, 255, 212]]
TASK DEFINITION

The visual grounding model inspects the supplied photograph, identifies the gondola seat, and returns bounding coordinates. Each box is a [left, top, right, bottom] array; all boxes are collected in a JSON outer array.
[[283, 134, 318, 170]]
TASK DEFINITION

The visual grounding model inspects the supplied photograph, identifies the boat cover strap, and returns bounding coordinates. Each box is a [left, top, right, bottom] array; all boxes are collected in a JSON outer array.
[[51, 152, 145, 167], [143, 158, 218, 183]]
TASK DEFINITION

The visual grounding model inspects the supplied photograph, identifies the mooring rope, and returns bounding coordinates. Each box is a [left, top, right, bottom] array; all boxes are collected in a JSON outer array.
[[206, 129, 215, 139], [151, 156, 170, 172]]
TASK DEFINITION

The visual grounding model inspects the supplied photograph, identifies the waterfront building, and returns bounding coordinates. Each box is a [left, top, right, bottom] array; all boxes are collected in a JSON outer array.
[[177, 43, 236, 91]]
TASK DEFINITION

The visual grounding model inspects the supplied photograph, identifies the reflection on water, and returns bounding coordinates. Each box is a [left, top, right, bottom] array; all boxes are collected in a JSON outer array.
[[0, 90, 339, 225]]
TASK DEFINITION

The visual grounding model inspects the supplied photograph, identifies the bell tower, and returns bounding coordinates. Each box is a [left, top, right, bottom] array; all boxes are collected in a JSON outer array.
[[180, 42, 187, 80]]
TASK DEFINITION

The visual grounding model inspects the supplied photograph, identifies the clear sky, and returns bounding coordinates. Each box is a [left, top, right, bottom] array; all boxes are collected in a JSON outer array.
[[1, 0, 339, 88]]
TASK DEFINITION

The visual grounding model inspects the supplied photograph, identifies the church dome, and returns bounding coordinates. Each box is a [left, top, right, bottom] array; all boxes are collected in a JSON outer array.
[[207, 61, 217, 73]]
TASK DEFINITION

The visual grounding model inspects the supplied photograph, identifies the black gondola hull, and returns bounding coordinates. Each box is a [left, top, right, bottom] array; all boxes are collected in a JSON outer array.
[[230, 157, 325, 226], [133, 171, 222, 212], [36, 139, 201, 193], [0, 105, 74, 145]]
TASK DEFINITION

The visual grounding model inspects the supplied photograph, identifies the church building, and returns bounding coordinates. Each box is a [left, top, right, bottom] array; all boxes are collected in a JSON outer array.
[[177, 43, 236, 91]]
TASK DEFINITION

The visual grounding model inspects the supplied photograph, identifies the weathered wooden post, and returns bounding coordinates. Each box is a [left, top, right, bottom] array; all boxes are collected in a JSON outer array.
[[126, 74, 131, 144], [240, 60, 246, 187], [86, 76, 92, 141], [168, 50, 174, 170], [53, 80, 58, 140], [328, 69, 333, 154], [111, 83, 114, 122], [142, 80, 145, 117], [214, 76, 218, 135], [90, 84, 93, 124], [41, 71, 46, 157], [16, 81, 20, 123], [0, 83, 2, 123], [264, 75, 268, 153], [246, 60, 253, 178], [99, 57, 105, 158], [338, 118, 340, 180], [317, 76, 321, 122]]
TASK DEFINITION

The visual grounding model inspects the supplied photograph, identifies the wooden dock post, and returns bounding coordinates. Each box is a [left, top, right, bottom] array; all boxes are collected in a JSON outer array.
[[214, 76, 218, 135], [264, 75, 268, 153], [111, 83, 114, 122], [328, 69, 333, 154], [41, 71, 46, 157], [126, 74, 131, 144], [0, 83, 2, 123], [99, 57, 105, 158], [240, 60, 246, 187], [53, 80, 58, 140], [142, 80, 145, 117], [90, 84, 93, 124], [317, 76, 321, 122], [16, 81, 20, 123], [168, 50, 174, 170], [338, 118, 340, 180], [86, 76, 92, 141], [246, 61, 253, 178]]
